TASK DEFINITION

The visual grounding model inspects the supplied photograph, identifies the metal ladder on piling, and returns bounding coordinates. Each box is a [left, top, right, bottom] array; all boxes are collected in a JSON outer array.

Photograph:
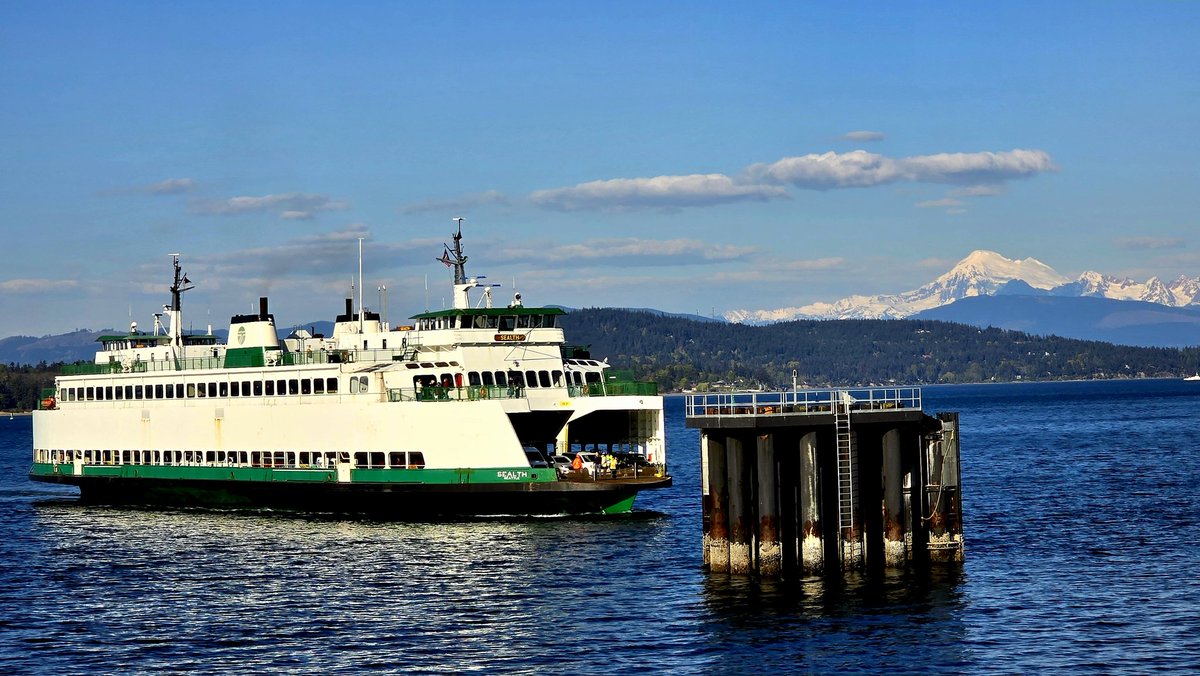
[[835, 394, 857, 541]]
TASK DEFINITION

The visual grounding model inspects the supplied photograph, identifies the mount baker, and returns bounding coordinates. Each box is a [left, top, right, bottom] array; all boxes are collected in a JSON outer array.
[[726, 250, 1200, 324]]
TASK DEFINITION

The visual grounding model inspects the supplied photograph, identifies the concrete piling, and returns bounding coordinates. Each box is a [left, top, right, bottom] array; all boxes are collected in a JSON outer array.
[[688, 387, 963, 580]]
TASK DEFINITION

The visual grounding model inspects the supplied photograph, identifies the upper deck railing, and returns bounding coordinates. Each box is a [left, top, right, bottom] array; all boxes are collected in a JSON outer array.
[[685, 387, 922, 418]]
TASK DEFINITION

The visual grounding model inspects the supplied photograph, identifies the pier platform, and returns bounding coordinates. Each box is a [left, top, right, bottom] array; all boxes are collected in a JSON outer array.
[[686, 387, 963, 578]]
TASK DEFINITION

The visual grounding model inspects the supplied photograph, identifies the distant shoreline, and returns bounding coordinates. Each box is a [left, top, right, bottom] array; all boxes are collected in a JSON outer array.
[[3, 411, 32, 417]]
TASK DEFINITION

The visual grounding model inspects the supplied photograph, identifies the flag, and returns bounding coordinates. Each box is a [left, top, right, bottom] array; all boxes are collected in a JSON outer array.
[[439, 250, 452, 267]]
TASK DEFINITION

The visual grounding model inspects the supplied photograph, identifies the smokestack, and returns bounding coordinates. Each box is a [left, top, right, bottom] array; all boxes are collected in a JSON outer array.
[[259, 297, 269, 320], [345, 298, 353, 319]]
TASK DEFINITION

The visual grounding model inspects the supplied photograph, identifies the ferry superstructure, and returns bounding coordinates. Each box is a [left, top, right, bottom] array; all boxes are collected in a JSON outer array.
[[30, 224, 670, 515]]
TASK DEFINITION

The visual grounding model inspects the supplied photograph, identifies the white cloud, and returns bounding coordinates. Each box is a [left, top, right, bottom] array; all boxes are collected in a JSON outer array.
[[529, 174, 788, 211], [949, 184, 1004, 197], [841, 130, 885, 142], [1114, 236, 1185, 251], [0, 278, 81, 294], [497, 237, 758, 267], [192, 193, 348, 219], [401, 190, 509, 214], [915, 198, 965, 209], [747, 148, 1055, 190], [144, 178, 197, 195]]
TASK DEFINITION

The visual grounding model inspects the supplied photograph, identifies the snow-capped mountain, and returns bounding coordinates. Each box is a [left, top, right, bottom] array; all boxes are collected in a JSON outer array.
[[726, 251, 1200, 324]]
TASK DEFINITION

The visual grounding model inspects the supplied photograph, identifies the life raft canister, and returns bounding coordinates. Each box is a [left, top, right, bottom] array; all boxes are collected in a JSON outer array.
[[41, 397, 55, 410]]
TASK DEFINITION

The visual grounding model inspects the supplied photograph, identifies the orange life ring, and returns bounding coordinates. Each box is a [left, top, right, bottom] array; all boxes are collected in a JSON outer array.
[[477, 386, 488, 399]]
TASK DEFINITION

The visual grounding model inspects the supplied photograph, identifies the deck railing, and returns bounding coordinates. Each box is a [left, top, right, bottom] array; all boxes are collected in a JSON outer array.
[[685, 387, 922, 418]]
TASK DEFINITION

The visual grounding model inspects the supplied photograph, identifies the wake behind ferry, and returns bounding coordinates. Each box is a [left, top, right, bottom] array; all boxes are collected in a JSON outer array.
[[30, 223, 670, 515]]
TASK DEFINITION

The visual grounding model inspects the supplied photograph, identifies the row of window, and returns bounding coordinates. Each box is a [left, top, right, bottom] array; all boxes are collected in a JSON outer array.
[[412, 315, 559, 331], [38, 448, 426, 470], [411, 368, 602, 392], [62, 377, 344, 402]]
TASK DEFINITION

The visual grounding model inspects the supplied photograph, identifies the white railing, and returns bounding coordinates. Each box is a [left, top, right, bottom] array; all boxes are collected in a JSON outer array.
[[685, 387, 922, 418]]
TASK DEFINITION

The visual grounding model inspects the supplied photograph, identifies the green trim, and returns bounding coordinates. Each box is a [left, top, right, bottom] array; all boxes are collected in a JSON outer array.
[[224, 346, 270, 368], [30, 463, 557, 485], [410, 307, 566, 320], [601, 494, 638, 515]]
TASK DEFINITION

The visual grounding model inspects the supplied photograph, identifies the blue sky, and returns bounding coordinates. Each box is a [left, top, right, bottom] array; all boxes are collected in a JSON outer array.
[[2, 2, 1198, 336]]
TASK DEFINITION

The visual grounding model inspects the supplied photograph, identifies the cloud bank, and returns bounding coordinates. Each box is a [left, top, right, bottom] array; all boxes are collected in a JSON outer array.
[[528, 148, 1054, 211], [529, 174, 788, 212], [192, 193, 348, 220]]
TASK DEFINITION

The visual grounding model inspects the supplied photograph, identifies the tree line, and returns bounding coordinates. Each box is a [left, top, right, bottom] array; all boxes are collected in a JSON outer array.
[[560, 309, 1200, 391]]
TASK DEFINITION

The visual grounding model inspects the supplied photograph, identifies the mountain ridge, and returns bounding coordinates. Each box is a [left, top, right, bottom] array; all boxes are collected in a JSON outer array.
[[727, 250, 1200, 324]]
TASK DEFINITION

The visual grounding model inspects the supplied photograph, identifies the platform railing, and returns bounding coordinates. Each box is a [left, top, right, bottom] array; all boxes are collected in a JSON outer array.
[[685, 387, 922, 418]]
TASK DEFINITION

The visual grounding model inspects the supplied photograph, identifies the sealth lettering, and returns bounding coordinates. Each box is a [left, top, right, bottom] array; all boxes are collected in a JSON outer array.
[[496, 470, 530, 481], [493, 334, 526, 342]]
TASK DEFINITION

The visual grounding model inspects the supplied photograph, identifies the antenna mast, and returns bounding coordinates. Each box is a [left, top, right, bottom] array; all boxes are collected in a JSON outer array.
[[357, 237, 365, 333]]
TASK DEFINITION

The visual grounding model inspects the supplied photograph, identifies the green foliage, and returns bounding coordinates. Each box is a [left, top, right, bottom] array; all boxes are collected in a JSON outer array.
[[0, 362, 59, 411], [560, 309, 1200, 391]]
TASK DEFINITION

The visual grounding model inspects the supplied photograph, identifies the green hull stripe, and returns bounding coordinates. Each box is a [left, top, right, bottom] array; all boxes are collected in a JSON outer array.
[[601, 494, 637, 515], [29, 463, 558, 485]]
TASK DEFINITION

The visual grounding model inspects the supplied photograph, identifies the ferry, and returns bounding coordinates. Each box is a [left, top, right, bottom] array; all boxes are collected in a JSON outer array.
[[29, 223, 670, 515]]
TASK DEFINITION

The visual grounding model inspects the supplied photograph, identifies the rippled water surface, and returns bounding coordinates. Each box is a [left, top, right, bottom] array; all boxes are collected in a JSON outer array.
[[2, 380, 1199, 673]]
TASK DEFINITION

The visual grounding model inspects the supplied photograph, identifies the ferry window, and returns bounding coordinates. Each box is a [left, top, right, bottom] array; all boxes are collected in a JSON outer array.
[[175, 384, 184, 398], [276, 380, 286, 395], [420, 362, 435, 368], [539, 371, 551, 388], [145, 386, 154, 400], [481, 371, 494, 387], [254, 381, 263, 396], [525, 370, 537, 388], [206, 383, 215, 397], [516, 314, 531, 329], [326, 378, 338, 393], [85, 387, 94, 401], [574, 372, 583, 385], [552, 370, 563, 387], [359, 376, 369, 392], [408, 452, 425, 469], [499, 316, 514, 331], [314, 378, 325, 394], [135, 385, 143, 399], [289, 379, 299, 395], [495, 371, 507, 387], [301, 379, 311, 395], [231, 382, 240, 397], [382, 339, 387, 349], [388, 451, 404, 468], [242, 381, 251, 395], [509, 371, 524, 388], [219, 382, 228, 397], [196, 384, 205, 398], [354, 452, 368, 468], [251, 452, 262, 467], [370, 452, 385, 468], [164, 385, 173, 399], [434, 362, 449, 368], [405, 363, 419, 369], [440, 374, 453, 388], [265, 381, 275, 396], [468, 372, 481, 387], [350, 378, 359, 394], [585, 372, 601, 384], [103, 386, 112, 400], [155, 384, 164, 398]]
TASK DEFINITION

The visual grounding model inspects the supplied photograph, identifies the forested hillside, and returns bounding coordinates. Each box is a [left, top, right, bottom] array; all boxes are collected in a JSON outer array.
[[560, 309, 1200, 390], [0, 364, 56, 411], [3, 311, 1198, 409]]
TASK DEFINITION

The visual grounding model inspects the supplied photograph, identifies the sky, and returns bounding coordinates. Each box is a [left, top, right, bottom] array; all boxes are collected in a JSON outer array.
[[2, 2, 1198, 337]]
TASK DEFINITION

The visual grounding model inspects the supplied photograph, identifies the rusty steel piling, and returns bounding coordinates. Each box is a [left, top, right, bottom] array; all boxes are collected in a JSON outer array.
[[687, 387, 963, 580]]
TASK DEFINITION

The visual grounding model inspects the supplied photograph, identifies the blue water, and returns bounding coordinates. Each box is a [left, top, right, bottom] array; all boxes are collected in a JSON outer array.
[[2, 380, 1199, 673]]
